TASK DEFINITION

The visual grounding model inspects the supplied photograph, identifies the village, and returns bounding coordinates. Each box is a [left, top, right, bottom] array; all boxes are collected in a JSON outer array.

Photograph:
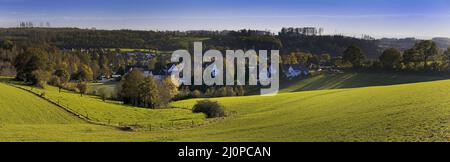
[[95, 47, 341, 86]]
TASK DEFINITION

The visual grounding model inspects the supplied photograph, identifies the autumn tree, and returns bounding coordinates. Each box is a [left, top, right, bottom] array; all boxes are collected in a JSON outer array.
[[155, 77, 180, 106], [296, 52, 313, 65], [283, 53, 298, 64], [118, 69, 144, 105], [402, 48, 419, 70], [413, 40, 438, 70], [14, 47, 51, 85], [162, 77, 179, 99], [76, 82, 87, 97], [343, 45, 365, 68], [445, 47, 450, 70], [0, 39, 14, 50], [139, 76, 160, 108], [77, 64, 93, 81], [97, 87, 109, 101], [320, 54, 331, 64], [32, 70, 51, 88], [379, 48, 402, 70]]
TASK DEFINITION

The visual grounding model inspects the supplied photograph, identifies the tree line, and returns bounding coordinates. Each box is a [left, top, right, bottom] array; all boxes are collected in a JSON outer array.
[[341, 40, 450, 72], [0, 28, 185, 50], [0, 39, 17, 76], [1, 28, 381, 58], [4, 41, 181, 108], [2, 33, 450, 109]]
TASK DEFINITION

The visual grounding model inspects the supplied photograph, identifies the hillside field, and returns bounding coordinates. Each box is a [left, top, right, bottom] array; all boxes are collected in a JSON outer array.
[[279, 72, 447, 93], [0, 75, 449, 141]]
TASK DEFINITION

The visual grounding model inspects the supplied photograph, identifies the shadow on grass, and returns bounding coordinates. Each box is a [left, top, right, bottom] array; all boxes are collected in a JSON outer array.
[[280, 72, 450, 93]]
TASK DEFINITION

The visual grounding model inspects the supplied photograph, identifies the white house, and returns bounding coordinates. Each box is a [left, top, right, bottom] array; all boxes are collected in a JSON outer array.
[[211, 64, 219, 78], [282, 64, 310, 79]]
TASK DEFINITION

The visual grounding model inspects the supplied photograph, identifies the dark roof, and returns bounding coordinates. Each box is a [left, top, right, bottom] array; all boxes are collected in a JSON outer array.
[[150, 68, 168, 75]]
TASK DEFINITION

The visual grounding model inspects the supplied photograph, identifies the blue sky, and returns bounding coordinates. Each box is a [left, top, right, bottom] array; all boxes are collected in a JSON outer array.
[[1, 0, 450, 38]]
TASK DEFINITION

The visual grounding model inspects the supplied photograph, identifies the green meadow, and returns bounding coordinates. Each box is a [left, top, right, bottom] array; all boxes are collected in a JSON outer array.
[[279, 73, 447, 93], [0, 83, 82, 124], [14, 83, 205, 127], [0, 74, 449, 141]]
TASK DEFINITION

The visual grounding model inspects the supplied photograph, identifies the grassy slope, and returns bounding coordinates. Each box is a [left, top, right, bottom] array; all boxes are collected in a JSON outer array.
[[171, 79, 450, 141], [0, 82, 126, 141], [86, 82, 117, 96], [0, 81, 206, 141], [1, 76, 449, 141], [0, 83, 82, 124], [17, 84, 205, 127]]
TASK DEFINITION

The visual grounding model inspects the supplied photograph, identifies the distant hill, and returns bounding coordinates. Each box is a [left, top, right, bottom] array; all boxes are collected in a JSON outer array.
[[378, 37, 450, 51], [378, 37, 417, 51], [432, 37, 450, 49], [3, 27, 447, 59], [0, 28, 188, 50], [278, 34, 381, 58]]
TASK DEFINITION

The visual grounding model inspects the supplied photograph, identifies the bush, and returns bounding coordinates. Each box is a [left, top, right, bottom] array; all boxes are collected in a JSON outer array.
[[192, 100, 225, 118], [76, 82, 87, 96], [97, 87, 109, 101], [32, 70, 51, 88], [191, 89, 202, 98]]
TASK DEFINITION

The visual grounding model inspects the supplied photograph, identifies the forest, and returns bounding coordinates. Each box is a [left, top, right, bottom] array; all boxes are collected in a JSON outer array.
[[0, 28, 382, 58]]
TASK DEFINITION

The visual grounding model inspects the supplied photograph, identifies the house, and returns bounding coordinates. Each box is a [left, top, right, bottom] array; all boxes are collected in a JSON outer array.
[[167, 63, 181, 75], [211, 64, 219, 78], [124, 63, 174, 80], [282, 64, 310, 79], [133, 63, 184, 82], [258, 64, 277, 83], [202, 62, 220, 78]]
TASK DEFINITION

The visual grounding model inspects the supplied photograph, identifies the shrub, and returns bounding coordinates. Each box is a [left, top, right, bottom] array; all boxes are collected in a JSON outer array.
[[192, 100, 225, 118], [32, 70, 51, 88], [191, 89, 202, 98], [97, 87, 109, 101], [64, 82, 78, 92]]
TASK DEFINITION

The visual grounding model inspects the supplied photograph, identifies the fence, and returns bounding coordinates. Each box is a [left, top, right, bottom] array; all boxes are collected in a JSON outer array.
[[9, 84, 124, 128], [8, 83, 216, 131]]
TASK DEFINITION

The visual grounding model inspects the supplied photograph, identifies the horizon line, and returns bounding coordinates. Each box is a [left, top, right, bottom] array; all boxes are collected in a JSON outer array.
[[0, 26, 447, 40]]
